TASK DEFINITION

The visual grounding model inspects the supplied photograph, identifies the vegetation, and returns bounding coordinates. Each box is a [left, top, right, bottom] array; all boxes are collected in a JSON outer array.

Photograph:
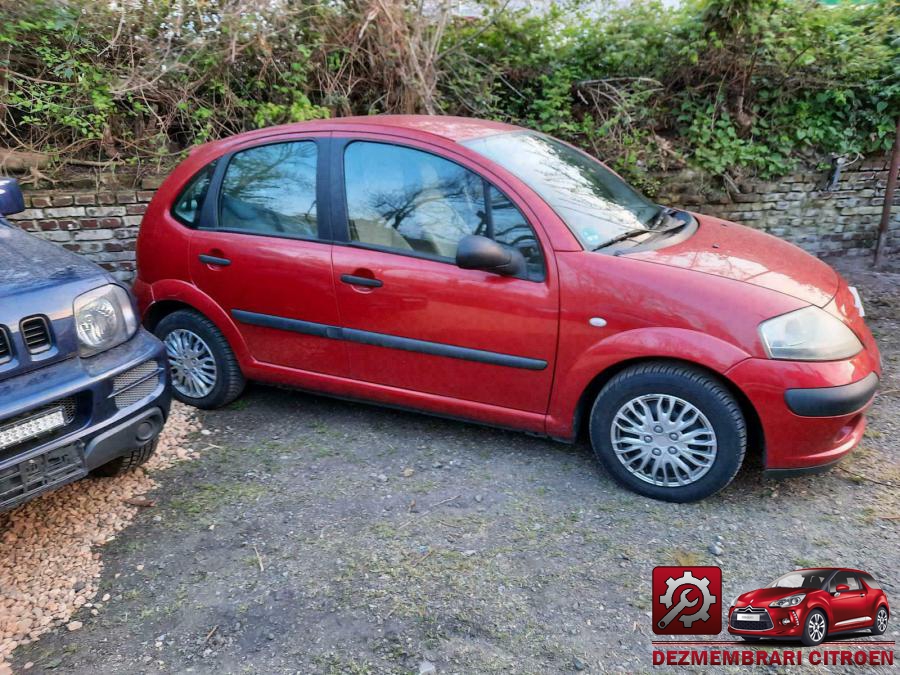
[[0, 0, 897, 184]]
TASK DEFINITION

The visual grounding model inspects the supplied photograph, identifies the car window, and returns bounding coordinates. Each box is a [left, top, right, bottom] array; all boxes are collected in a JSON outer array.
[[830, 572, 861, 591], [343, 141, 544, 280], [218, 141, 318, 238], [861, 573, 880, 590], [173, 161, 217, 226]]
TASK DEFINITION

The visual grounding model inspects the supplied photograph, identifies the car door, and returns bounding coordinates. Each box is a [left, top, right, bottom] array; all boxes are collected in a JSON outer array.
[[330, 137, 558, 415], [829, 572, 871, 629], [188, 135, 350, 377]]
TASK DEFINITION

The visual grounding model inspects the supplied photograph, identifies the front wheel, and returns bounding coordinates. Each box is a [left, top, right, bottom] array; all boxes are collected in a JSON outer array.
[[154, 310, 245, 409], [802, 610, 828, 646], [92, 437, 160, 477], [589, 361, 747, 502], [872, 606, 888, 635]]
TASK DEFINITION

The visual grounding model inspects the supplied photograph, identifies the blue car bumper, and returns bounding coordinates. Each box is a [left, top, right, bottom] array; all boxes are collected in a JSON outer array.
[[0, 328, 171, 511]]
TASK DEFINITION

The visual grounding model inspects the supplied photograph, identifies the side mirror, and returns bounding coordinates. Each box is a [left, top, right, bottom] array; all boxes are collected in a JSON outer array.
[[456, 235, 525, 277], [835, 584, 850, 594], [0, 177, 25, 216]]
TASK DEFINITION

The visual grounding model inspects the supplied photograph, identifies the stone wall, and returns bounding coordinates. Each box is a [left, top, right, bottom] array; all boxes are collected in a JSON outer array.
[[5, 155, 898, 282], [657, 154, 898, 260]]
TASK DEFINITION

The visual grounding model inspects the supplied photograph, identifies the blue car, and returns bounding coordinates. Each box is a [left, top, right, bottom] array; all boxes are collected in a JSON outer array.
[[0, 178, 171, 512]]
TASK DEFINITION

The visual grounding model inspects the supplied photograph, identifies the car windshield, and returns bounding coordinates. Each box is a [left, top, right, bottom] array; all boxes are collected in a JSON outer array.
[[768, 570, 829, 589], [462, 131, 663, 250]]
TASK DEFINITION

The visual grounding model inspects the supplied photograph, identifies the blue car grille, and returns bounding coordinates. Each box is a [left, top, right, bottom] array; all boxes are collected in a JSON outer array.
[[112, 360, 161, 409], [0, 327, 10, 363]]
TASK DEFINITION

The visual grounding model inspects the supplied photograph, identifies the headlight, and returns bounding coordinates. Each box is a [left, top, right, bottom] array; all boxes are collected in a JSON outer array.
[[759, 306, 862, 361], [73, 284, 138, 357], [769, 593, 806, 608]]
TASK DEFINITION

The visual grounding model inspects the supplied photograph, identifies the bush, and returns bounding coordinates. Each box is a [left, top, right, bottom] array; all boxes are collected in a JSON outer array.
[[0, 0, 896, 183]]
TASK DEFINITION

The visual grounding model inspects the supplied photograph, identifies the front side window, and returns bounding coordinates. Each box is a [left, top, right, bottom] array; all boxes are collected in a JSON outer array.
[[830, 572, 861, 592], [219, 141, 318, 238], [343, 141, 544, 279], [173, 160, 217, 226], [463, 132, 663, 250]]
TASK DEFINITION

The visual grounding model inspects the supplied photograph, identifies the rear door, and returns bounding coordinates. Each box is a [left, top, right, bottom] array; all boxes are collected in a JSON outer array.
[[329, 137, 559, 415], [188, 134, 350, 377]]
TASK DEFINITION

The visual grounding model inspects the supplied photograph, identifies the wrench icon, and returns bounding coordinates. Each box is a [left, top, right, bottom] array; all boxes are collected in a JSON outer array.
[[657, 588, 698, 629]]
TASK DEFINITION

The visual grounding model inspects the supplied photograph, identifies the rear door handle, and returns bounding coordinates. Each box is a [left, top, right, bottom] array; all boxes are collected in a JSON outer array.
[[341, 274, 382, 288], [199, 254, 231, 267]]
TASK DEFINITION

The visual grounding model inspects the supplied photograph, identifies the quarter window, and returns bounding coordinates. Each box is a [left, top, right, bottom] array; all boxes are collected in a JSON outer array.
[[219, 141, 318, 238], [172, 161, 216, 226], [343, 141, 544, 280]]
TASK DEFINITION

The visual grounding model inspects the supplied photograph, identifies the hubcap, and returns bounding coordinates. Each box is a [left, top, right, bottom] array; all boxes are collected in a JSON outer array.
[[877, 609, 887, 632], [809, 613, 826, 642], [610, 394, 717, 488], [164, 329, 217, 399]]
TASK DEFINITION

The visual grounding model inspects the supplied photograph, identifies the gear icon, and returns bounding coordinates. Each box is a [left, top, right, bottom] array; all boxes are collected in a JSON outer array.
[[659, 570, 716, 628]]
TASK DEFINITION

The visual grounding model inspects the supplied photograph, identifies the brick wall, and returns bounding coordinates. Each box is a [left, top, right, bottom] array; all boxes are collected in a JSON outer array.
[[5, 155, 898, 281]]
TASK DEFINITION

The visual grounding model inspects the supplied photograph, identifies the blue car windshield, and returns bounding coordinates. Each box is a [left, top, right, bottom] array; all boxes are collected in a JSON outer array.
[[462, 131, 662, 250]]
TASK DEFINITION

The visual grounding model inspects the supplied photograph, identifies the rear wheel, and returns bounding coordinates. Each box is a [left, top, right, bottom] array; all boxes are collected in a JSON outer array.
[[92, 437, 160, 477], [589, 361, 747, 502], [155, 310, 245, 409], [872, 606, 888, 635], [802, 610, 827, 646]]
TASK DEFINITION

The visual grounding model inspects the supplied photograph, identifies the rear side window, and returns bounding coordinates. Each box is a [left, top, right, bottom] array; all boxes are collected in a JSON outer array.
[[861, 573, 881, 589], [172, 161, 217, 226], [219, 141, 318, 238]]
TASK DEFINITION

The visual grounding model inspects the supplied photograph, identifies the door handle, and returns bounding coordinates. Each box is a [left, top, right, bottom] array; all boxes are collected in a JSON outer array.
[[341, 274, 382, 288], [199, 254, 231, 267]]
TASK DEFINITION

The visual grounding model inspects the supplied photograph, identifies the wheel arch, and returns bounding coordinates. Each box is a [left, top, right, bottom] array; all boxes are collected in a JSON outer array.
[[570, 356, 764, 460]]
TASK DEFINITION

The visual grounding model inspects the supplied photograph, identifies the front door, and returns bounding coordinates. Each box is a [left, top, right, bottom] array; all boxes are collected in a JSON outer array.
[[829, 572, 871, 629], [189, 137, 349, 377], [330, 139, 558, 414]]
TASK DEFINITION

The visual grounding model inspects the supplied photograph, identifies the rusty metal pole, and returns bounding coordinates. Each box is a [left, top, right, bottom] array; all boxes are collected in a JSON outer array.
[[874, 118, 900, 268]]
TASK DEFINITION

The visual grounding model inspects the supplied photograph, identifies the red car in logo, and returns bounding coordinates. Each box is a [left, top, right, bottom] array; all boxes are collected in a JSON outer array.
[[728, 568, 890, 646]]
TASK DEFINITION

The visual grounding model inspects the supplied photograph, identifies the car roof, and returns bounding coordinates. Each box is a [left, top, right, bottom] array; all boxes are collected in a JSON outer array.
[[188, 115, 523, 159], [795, 567, 870, 575]]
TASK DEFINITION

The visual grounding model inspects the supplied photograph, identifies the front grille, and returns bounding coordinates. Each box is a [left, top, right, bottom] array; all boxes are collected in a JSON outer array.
[[0, 327, 10, 363], [112, 361, 160, 409], [20, 316, 52, 353], [0, 443, 86, 512], [0, 398, 77, 453], [731, 608, 774, 631]]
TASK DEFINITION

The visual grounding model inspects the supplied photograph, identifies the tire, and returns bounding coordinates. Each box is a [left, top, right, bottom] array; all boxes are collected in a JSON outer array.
[[801, 609, 828, 646], [92, 437, 160, 477], [154, 309, 245, 409], [872, 606, 889, 636], [588, 361, 747, 502]]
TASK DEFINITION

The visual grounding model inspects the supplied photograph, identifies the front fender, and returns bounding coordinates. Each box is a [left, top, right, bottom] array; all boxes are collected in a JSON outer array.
[[546, 327, 752, 439], [143, 279, 253, 368]]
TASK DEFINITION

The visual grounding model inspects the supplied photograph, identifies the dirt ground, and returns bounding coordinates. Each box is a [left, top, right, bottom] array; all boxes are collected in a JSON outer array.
[[7, 263, 900, 674]]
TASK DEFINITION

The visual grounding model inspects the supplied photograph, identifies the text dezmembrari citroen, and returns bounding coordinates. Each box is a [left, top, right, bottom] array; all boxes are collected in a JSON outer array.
[[135, 115, 881, 502]]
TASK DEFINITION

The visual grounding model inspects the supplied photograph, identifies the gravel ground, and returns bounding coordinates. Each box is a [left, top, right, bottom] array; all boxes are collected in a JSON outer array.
[[4, 265, 899, 674]]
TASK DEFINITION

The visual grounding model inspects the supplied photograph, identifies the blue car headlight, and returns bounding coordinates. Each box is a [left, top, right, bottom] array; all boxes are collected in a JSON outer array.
[[73, 284, 138, 357]]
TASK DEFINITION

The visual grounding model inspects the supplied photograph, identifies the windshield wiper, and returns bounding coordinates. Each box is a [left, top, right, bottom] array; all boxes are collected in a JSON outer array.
[[591, 218, 686, 252]]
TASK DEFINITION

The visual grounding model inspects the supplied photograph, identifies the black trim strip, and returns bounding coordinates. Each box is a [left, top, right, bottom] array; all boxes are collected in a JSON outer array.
[[231, 309, 546, 371], [784, 372, 878, 417]]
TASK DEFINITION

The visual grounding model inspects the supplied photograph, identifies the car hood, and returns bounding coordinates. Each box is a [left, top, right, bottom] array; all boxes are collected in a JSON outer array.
[[0, 221, 105, 293], [626, 214, 839, 307], [735, 587, 809, 606]]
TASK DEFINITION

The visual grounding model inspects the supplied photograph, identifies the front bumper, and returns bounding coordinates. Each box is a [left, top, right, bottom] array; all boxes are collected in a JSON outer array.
[[0, 329, 170, 511], [726, 346, 880, 471], [727, 605, 806, 639]]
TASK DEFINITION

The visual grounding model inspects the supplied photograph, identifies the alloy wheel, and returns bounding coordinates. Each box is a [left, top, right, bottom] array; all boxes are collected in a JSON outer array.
[[610, 394, 717, 487], [164, 328, 217, 399], [876, 608, 888, 632], [808, 612, 826, 643]]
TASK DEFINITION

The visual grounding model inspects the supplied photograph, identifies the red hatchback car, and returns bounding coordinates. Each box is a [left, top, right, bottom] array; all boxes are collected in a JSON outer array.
[[729, 568, 890, 646], [134, 115, 881, 502]]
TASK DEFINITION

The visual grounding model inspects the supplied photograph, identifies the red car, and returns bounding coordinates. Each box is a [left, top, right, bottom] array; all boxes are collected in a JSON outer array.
[[729, 568, 890, 646], [134, 115, 881, 502]]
